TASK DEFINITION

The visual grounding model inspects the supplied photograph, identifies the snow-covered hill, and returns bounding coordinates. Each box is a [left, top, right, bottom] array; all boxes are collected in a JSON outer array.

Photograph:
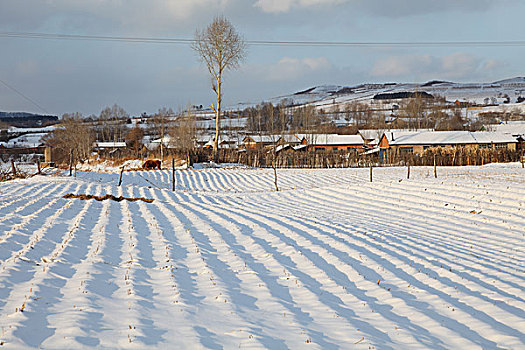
[[232, 77, 525, 110]]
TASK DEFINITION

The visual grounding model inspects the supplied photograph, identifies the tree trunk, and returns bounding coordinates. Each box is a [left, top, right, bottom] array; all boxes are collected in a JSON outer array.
[[214, 75, 222, 163], [160, 125, 164, 161]]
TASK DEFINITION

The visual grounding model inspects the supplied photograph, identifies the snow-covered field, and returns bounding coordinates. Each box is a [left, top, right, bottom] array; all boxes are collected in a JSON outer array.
[[0, 164, 524, 349]]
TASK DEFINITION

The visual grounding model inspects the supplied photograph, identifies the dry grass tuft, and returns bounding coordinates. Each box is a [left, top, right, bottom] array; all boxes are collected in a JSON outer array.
[[63, 193, 154, 203]]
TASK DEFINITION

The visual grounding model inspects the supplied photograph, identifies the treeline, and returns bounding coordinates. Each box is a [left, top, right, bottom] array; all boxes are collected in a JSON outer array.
[[243, 100, 328, 133], [0, 112, 58, 128], [44, 104, 196, 165], [240, 95, 525, 133]]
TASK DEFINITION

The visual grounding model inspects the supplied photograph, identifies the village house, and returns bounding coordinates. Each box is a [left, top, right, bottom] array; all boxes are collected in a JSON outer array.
[[241, 135, 277, 150], [242, 133, 366, 152], [93, 141, 127, 157], [359, 129, 434, 148], [487, 121, 525, 152], [305, 134, 365, 152], [379, 130, 517, 156], [201, 134, 239, 149]]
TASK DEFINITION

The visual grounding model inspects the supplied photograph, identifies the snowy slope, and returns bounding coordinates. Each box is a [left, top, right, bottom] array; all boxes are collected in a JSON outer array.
[[0, 165, 524, 349], [232, 77, 525, 111]]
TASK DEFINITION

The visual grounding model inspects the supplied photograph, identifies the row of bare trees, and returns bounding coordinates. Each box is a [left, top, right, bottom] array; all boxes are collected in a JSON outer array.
[[43, 113, 94, 164], [44, 106, 198, 164]]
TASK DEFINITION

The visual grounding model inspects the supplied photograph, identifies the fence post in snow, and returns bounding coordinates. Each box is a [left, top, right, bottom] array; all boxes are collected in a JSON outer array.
[[172, 158, 175, 191], [434, 154, 437, 178], [370, 164, 373, 182], [37, 160, 41, 174], [407, 163, 410, 179], [69, 150, 73, 176], [118, 165, 125, 186], [11, 159, 16, 176]]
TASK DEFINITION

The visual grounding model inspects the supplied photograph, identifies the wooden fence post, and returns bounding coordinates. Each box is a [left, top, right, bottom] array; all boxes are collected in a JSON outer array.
[[118, 165, 125, 186], [434, 154, 437, 178], [11, 159, 16, 176], [69, 150, 73, 176], [407, 163, 410, 179], [37, 160, 41, 174], [370, 164, 373, 182], [172, 158, 175, 191]]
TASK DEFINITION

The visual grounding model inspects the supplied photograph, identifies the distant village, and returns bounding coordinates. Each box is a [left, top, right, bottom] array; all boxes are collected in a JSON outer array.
[[1, 84, 525, 169]]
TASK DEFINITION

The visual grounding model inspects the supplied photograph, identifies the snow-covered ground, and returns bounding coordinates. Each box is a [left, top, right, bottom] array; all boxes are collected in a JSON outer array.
[[0, 164, 523, 349]]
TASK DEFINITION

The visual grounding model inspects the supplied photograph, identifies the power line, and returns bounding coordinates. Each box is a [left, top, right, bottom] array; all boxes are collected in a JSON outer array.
[[1, 31, 525, 47], [0, 78, 50, 114]]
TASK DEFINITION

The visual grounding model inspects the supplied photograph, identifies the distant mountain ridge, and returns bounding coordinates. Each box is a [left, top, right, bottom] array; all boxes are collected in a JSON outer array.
[[0, 112, 58, 128], [233, 77, 525, 110]]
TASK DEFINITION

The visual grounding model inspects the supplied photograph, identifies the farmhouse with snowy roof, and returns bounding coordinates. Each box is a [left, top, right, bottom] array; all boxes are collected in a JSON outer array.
[[241, 135, 276, 150], [379, 130, 517, 155], [242, 133, 366, 152], [305, 134, 365, 152]]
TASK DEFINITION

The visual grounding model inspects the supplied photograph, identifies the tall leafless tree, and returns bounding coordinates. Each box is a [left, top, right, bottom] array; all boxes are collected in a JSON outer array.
[[151, 107, 173, 161], [44, 112, 94, 164], [125, 125, 144, 157], [170, 108, 196, 165], [98, 104, 128, 142], [192, 16, 247, 162]]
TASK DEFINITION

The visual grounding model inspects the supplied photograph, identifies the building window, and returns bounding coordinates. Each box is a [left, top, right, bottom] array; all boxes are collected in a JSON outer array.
[[399, 147, 413, 154], [479, 144, 492, 149], [495, 143, 507, 149]]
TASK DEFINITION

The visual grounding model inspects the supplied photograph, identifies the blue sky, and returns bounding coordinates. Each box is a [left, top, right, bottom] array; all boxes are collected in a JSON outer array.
[[0, 0, 523, 116]]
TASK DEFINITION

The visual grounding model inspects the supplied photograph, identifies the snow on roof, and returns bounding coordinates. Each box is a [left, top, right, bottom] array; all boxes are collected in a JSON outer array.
[[200, 134, 239, 144], [94, 141, 127, 148], [151, 135, 172, 144], [362, 147, 380, 155], [279, 134, 303, 143], [382, 129, 434, 142], [390, 131, 517, 146], [470, 132, 518, 143], [275, 144, 291, 153], [308, 134, 364, 146], [293, 144, 308, 151], [487, 121, 525, 136], [359, 130, 384, 140], [243, 135, 275, 143]]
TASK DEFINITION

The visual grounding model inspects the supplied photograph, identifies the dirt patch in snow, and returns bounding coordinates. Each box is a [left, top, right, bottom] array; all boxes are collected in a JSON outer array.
[[63, 193, 154, 203]]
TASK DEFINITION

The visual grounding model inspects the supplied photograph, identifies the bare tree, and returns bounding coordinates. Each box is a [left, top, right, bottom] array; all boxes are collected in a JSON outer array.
[[151, 107, 173, 161], [192, 16, 247, 162], [170, 108, 196, 165], [125, 125, 144, 157], [98, 104, 128, 142], [44, 112, 94, 164]]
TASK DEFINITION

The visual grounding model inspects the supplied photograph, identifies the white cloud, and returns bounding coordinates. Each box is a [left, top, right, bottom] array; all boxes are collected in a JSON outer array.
[[350, 0, 513, 17], [371, 55, 434, 77], [254, 0, 347, 13], [482, 59, 503, 71], [371, 53, 503, 81], [249, 56, 333, 82], [253, 0, 513, 15], [0, 0, 235, 33]]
